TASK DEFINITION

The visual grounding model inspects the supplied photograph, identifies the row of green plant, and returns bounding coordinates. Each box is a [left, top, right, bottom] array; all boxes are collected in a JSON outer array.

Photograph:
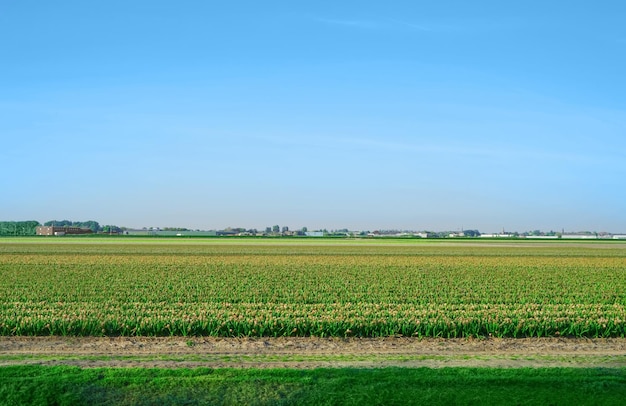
[[1, 241, 625, 337], [2, 302, 624, 337]]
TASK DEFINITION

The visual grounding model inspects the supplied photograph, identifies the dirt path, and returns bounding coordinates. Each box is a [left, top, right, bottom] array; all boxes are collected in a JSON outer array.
[[2, 337, 626, 369]]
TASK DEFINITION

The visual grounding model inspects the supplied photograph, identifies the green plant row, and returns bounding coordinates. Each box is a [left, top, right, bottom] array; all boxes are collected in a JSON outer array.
[[1, 241, 625, 337], [1, 302, 625, 338]]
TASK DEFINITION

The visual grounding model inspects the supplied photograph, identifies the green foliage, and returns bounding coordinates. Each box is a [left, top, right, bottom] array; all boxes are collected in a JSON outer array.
[[101, 225, 122, 234], [41, 220, 124, 234], [0, 240, 626, 337], [43, 220, 101, 232], [1, 365, 626, 405], [463, 229, 481, 237], [1, 241, 626, 337], [0, 221, 40, 236]]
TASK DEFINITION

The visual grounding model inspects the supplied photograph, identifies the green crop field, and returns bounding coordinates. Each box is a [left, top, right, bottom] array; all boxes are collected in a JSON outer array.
[[1, 238, 625, 338]]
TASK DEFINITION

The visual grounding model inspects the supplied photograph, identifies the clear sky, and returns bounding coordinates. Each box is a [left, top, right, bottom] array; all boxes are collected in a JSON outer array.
[[2, 1, 625, 232]]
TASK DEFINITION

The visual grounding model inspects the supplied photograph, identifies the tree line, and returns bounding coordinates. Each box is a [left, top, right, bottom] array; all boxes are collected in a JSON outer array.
[[0, 221, 40, 236], [0, 220, 122, 236], [43, 220, 122, 234]]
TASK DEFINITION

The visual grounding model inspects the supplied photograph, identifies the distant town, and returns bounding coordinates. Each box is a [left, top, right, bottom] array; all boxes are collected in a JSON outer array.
[[1, 220, 625, 240]]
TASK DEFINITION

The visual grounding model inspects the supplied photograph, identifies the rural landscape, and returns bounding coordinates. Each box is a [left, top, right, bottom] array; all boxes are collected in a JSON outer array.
[[3, 1, 625, 404], [1, 236, 626, 404]]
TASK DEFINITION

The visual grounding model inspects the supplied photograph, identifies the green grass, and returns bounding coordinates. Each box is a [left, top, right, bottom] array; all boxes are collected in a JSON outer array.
[[1, 365, 625, 405]]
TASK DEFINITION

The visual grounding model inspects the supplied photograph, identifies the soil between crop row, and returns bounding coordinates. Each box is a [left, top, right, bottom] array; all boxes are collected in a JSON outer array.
[[2, 337, 626, 369]]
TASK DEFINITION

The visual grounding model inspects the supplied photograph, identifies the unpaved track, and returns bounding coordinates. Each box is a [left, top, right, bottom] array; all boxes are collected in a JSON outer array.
[[2, 337, 626, 369]]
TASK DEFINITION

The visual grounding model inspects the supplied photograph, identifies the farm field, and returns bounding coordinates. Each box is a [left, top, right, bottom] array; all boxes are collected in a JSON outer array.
[[2, 238, 626, 404], [1, 238, 625, 339]]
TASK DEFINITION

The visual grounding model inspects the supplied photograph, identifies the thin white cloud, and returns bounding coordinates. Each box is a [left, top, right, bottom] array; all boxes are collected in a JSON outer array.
[[347, 136, 620, 167], [314, 17, 442, 32], [387, 18, 432, 32], [257, 134, 499, 158], [315, 18, 379, 29], [256, 133, 621, 168], [314, 16, 464, 33]]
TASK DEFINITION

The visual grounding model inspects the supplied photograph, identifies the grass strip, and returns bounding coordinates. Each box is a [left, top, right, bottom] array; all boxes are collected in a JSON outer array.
[[1, 365, 625, 405]]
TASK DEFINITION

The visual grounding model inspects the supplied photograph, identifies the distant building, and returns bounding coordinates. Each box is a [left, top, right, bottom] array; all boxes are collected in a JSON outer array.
[[125, 229, 218, 236], [36, 226, 93, 236], [561, 234, 597, 239]]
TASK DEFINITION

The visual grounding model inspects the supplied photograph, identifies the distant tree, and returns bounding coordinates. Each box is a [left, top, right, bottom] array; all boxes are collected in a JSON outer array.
[[45, 220, 72, 227], [44, 220, 100, 232], [281, 226, 289, 233], [102, 225, 122, 234], [78, 221, 101, 232], [265, 227, 272, 234], [0, 221, 41, 236], [301, 226, 308, 233], [463, 230, 480, 237], [272, 225, 280, 233]]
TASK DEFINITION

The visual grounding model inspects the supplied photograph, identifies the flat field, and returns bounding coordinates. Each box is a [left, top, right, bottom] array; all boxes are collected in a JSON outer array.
[[1, 238, 625, 339], [2, 238, 626, 404]]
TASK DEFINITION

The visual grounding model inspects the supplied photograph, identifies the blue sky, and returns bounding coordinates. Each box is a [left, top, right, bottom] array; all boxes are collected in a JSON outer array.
[[2, 1, 625, 232]]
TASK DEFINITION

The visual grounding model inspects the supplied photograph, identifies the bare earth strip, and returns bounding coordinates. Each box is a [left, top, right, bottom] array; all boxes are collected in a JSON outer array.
[[2, 337, 626, 369]]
